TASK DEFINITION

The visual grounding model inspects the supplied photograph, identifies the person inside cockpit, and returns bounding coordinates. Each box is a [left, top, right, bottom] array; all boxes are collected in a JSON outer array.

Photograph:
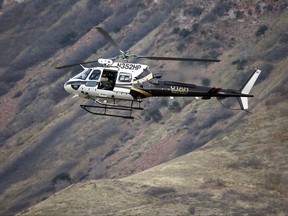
[[100, 71, 115, 90]]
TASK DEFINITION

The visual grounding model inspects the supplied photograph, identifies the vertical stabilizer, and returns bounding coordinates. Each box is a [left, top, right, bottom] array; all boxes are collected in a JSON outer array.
[[238, 68, 261, 110]]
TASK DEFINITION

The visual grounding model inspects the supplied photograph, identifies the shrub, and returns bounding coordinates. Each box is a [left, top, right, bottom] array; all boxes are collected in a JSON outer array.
[[181, 113, 195, 126], [207, 50, 221, 59], [192, 23, 199, 33], [235, 10, 243, 19], [202, 78, 211, 86], [52, 172, 71, 185], [188, 206, 196, 214], [212, 2, 231, 17], [202, 13, 217, 23], [202, 177, 226, 188], [267, 4, 274, 12], [227, 157, 263, 169], [144, 109, 162, 122], [191, 6, 203, 16], [159, 98, 168, 107], [200, 29, 206, 35], [202, 2, 230, 22], [199, 110, 233, 129], [59, 31, 77, 46], [173, 27, 180, 34], [255, 25, 268, 37], [169, 101, 181, 112], [176, 138, 205, 156], [12, 91, 23, 98], [179, 28, 191, 38], [172, 27, 191, 38], [176, 42, 185, 51], [151, 109, 162, 122], [231, 59, 248, 70], [145, 186, 176, 196]]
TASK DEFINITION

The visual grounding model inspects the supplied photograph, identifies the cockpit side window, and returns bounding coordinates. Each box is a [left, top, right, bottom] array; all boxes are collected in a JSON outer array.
[[89, 70, 101, 80], [118, 73, 132, 82], [74, 69, 92, 80]]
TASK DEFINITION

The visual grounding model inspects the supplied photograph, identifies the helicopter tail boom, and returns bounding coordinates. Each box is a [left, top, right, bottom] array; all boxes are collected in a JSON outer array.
[[237, 68, 261, 110]]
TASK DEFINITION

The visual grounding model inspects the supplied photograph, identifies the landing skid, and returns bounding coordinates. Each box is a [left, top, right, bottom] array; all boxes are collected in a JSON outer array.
[[80, 100, 143, 119]]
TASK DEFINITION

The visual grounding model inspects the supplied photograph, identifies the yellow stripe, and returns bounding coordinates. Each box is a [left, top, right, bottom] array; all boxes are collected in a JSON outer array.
[[131, 87, 153, 97]]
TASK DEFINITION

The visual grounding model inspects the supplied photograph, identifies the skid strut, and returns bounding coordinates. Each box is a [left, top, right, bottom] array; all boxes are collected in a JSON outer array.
[[80, 100, 143, 119]]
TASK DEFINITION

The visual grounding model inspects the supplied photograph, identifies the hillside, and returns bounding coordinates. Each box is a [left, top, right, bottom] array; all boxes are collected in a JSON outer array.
[[0, 0, 287, 215], [19, 108, 288, 215]]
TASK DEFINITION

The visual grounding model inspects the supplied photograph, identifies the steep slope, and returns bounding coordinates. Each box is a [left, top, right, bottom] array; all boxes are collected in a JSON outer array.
[[0, 0, 287, 215], [19, 103, 288, 215]]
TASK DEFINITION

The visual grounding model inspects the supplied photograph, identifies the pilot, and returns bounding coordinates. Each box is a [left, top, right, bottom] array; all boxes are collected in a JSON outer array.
[[101, 72, 115, 90]]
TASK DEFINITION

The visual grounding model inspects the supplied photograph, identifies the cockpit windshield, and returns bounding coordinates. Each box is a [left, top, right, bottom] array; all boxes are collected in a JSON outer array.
[[73, 69, 92, 80]]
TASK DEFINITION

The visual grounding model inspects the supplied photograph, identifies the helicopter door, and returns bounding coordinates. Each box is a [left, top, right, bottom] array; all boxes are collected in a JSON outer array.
[[98, 70, 117, 91]]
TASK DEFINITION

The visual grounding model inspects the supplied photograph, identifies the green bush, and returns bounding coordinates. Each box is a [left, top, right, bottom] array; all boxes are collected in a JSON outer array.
[[192, 23, 199, 33], [266, 4, 274, 12], [235, 10, 243, 19], [159, 98, 168, 107], [179, 28, 191, 38], [59, 31, 77, 46], [191, 6, 203, 16], [52, 172, 71, 185], [202, 78, 211, 86], [212, 2, 231, 16], [12, 91, 23, 98], [144, 109, 162, 122], [231, 59, 247, 70], [169, 101, 181, 112], [176, 42, 185, 51], [255, 25, 268, 37], [145, 186, 176, 196]]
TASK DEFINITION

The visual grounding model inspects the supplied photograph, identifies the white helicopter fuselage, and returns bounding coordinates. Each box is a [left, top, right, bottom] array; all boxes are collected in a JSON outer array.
[[64, 60, 151, 101]]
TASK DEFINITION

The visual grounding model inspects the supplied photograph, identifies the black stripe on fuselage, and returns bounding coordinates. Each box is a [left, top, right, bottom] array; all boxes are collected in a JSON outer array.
[[132, 80, 253, 98]]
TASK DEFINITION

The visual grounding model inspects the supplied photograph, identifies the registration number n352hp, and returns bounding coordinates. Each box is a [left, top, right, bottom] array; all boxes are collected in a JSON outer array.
[[117, 63, 141, 70]]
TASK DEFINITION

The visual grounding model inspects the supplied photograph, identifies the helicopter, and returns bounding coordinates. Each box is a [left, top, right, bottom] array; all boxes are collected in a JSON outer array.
[[56, 27, 261, 119]]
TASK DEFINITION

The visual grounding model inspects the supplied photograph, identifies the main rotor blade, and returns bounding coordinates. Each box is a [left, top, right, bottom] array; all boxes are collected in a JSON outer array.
[[96, 26, 124, 54], [55, 60, 99, 69], [137, 56, 220, 62]]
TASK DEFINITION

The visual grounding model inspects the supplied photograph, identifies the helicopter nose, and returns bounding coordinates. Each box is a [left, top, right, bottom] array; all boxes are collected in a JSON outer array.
[[64, 82, 73, 94]]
